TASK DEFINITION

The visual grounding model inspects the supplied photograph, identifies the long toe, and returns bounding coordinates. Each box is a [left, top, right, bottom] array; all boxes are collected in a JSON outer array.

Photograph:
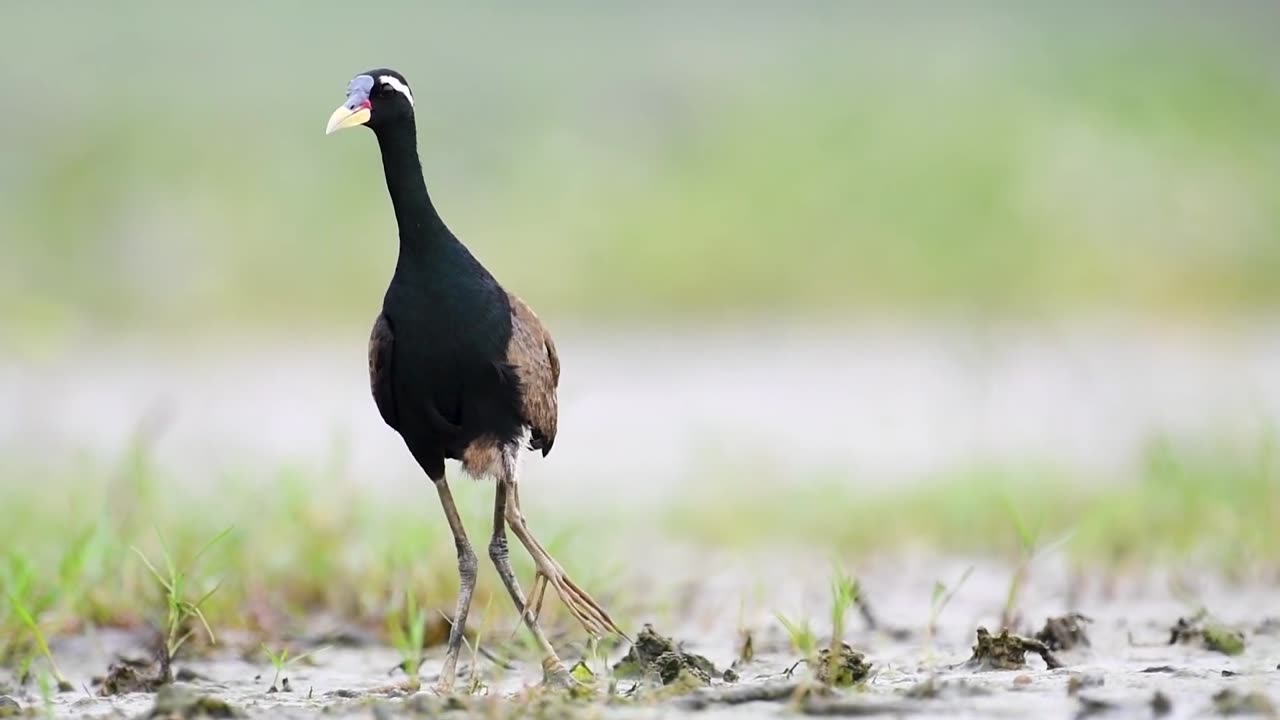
[[561, 575, 624, 637], [547, 572, 623, 638], [544, 572, 602, 635]]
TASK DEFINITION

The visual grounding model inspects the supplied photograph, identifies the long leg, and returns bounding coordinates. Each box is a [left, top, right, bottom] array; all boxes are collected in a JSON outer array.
[[488, 478, 572, 685], [433, 475, 478, 693], [504, 480, 626, 639]]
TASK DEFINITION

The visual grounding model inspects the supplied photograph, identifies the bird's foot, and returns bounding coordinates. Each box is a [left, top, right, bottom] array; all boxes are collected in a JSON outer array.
[[506, 501, 628, 639], [531, 565, 626, 640], [540, 657, 574, 690], [432, 661, 458, 695]]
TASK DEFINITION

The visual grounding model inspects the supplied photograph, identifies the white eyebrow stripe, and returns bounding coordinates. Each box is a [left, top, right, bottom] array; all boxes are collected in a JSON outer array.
[[378, 75, 414, 106]]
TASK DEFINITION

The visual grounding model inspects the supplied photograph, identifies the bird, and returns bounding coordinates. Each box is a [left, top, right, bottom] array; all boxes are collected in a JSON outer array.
[[324, 69, 624, 691]]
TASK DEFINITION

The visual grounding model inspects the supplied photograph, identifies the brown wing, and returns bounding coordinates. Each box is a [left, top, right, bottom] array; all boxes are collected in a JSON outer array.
[[506, 293, 560, 455]]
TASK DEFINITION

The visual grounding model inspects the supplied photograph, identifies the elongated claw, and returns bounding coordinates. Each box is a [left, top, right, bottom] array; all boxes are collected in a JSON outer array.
[[505, 497, 626, 640]]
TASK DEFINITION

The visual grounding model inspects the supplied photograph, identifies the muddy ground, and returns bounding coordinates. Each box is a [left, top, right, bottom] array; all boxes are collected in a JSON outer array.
[[5, 555, 1278, 719]]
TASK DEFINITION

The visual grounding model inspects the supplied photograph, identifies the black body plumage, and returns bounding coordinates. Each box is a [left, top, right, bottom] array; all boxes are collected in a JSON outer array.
[[360, 69, 531, 481]]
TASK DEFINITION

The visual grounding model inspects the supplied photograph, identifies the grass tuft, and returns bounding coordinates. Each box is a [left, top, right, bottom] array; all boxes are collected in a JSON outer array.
[[131, 528, 230, 682], [388, 591, 429, 691]]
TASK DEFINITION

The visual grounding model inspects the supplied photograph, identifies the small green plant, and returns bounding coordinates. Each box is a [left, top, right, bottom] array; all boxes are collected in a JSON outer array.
[[1001, 499, 1072, 629], [261, 644, 326, 692], [4, 553, 68, 689], [9, 597, 67, 690], [928, 566, 974, 640], [388, 591, 429, 691], [828, 568, 860, 646], [586, 633, 619, 696], [132, 527, 231, 682], [825, 567, 860, 683], [36, 671, 55, 720], [262, 645, 288, 691], [775, 612, 817, 659], [923, 565, 975, 669]]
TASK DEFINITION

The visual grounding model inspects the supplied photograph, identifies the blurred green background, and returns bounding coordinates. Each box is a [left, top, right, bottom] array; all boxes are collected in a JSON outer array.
[[3, 2, 1279, 339]]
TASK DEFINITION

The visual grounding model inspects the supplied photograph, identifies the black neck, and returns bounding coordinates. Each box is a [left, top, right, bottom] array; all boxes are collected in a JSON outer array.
[[373, 120, 446, 250]]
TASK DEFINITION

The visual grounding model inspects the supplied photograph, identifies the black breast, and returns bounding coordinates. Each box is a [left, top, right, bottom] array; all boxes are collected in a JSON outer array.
[[382, 234, 526, 473]]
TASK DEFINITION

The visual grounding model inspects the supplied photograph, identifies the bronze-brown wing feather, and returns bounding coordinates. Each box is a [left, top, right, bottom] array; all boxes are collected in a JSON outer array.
[[506, 293, 560, 455]]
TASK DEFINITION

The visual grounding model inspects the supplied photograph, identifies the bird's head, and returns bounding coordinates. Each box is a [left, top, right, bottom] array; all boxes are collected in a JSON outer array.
[[325, 69, 415, 135]]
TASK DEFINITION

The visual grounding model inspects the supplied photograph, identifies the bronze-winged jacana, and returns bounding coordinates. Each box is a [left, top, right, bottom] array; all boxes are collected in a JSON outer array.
[[324, 69, 623, 691]]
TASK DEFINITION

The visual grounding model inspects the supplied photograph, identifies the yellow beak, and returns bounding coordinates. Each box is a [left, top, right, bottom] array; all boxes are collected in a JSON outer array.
[[325, 104, 371, 135]]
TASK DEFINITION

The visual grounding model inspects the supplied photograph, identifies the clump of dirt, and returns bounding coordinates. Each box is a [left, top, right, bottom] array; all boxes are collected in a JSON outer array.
[[1152, 691, 1173, 716], [0, 697, 19, 718], [140, 684, 243, 718], [1035, 613, 1092, 651], [613, 624, 716, 686], [613, 624, 673, 673], [653, 651, 712, 689], [813, 643, 872, 687], [965, 627, 1064, 670], [1169, 611, 1245, 656], [1211, 688, 1275, 716], [99, 662, 164, 695]]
